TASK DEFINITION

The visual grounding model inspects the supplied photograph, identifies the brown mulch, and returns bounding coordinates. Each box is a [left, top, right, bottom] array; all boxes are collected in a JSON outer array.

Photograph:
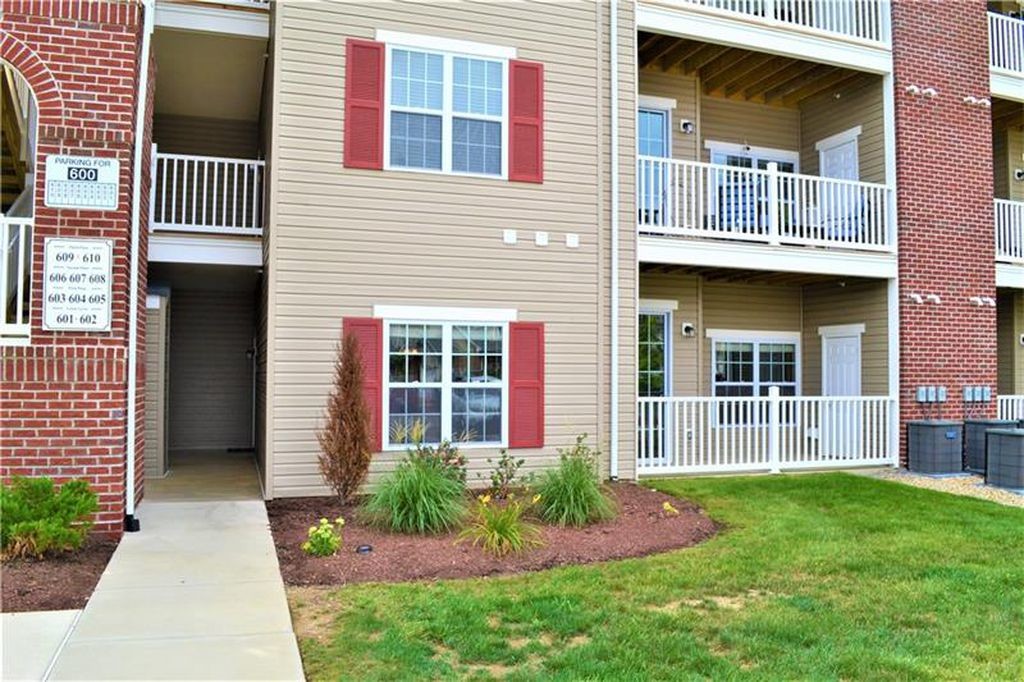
[[1, 536, 119, 613], [268, 482, 718, 587]]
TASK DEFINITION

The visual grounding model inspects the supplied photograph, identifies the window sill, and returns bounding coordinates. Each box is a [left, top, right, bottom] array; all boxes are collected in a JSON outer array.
[[383, 164, 508, 182]]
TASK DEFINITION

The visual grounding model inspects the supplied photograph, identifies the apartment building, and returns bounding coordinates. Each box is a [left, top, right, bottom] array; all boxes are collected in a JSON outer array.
[[1, 0, 1022, 532]]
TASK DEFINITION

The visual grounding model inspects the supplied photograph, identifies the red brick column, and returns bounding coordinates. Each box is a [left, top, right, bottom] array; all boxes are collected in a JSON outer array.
[[0, 1, 146, 534], [891, 0, 997, 463]]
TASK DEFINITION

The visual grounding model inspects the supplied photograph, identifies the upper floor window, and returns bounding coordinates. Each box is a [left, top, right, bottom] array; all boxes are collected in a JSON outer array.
[[385, 46, 507, 178]]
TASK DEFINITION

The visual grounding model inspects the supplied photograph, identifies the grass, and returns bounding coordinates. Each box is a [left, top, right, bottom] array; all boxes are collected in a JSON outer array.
[[290, 473, 1024, 680]]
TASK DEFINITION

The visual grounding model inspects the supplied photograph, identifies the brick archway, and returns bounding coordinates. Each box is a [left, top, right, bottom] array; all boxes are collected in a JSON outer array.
[[0, 32, 65, 127]]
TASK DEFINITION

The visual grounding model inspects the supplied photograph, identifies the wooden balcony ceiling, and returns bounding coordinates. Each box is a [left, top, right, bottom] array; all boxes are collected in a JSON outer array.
[[640, 262, 879, 287], [638, 32, 875, 108], [993, 98, 1023, 131]]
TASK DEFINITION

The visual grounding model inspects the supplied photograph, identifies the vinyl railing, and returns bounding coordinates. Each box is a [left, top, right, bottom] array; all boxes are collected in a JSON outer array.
[[995, 199, 1024, 263], [638, 156, 894, 252], [673, 0, 889, 44], [150, 148, 265, 236], [989, 12, 1024, 73], [1, 217, 33, 343], [997, 395, 1024, 421], [637, 390, 895, 475]]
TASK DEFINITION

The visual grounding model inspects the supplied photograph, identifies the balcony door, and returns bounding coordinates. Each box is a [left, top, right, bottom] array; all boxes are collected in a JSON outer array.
[[638, 107, 670, 226], [816, 127, 862, 239], [638, 310, 671, 464], [707, 142, 798, 235]]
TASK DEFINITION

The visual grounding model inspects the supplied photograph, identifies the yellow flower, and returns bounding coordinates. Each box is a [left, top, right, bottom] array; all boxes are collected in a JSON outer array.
[[320, 517, 329, 524], [478, 494, 492, 505], [662, 501, 679, 516], [308, 526, 317, 533], [532, 494, 542, 505], [335, 517, 345, 526]]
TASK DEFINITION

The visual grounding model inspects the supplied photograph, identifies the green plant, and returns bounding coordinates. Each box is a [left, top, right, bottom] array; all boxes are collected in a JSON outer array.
[[413, 440, 467, 484], [483, 450, 527, 499], [536, 434, 616, 527], [302, 516, 345, 557], [457, 493, 543, 557], [361, 455, 468, 534], [0, 477, 99, 559], [317, 329, 373, 503]]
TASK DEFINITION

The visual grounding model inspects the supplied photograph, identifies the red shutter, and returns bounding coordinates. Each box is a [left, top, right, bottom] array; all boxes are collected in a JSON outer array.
[[508, 60, 544, 183], [343, 39, 385, 170], [343, 317, 383, 451], [509, 322, 545, 448]]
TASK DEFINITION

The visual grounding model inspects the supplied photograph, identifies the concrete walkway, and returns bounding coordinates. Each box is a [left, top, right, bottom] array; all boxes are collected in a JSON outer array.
[[2, 610, 79, 680], [46, 500, 304, 680]]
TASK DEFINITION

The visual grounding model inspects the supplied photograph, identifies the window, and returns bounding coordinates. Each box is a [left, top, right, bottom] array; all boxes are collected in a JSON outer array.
[[638, 312, 669, 398], [713, 339, 798, 397], [385, 46, 507, 177], [385, 321, 507, 447]]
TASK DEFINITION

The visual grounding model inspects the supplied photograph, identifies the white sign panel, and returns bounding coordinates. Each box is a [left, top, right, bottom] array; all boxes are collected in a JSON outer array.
[[45, 155, 120, 210], [43, 238, 113, 333]]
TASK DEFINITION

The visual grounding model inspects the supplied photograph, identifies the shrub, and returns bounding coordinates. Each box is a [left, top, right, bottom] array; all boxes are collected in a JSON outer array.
[[317, 329, 373, 503], [458, 493, 543, 557], [302, 517, 345, 557], [483, 450, 527, 499], [1, 477, 98, 559], [536, 434, 616, 527], [412, 440, 467, 485], [361, 454, 468, 534]]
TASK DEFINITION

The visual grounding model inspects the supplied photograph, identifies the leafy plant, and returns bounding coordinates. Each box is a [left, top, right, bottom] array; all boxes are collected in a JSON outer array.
[[1, 477, 99, 559], [302, 517, 345, 557], [361, 454, 468, 534], [317, 329, 373, 503], [390, 421, 468, 484], [483, 450, 527, 499], [457, 493, 543, 557], [536, 434, 616, 527]]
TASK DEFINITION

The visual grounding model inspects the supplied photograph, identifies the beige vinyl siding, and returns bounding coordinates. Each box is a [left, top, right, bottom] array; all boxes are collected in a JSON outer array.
[[799, 78, 886, 183], [152, 114, 259, 158], [269, 1, 634, 494], [700, 96, 800, 162], [994, 129, 1009, 199], [144, 296, 170, 477], [1008, 127, 1024, 202], [639, 272, 700, 396], [801, 279, 889, 396], [638, 68, 699, 162], [997, 289, 1024, 394], [168, 290, 255, 451]]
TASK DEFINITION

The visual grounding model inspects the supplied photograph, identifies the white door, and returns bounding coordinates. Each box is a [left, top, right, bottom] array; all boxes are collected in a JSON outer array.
[[638, 311, 671, 464], [818, 135, 860, 238], [822, 333, 862, 459], [820, 139, 859, 181], [638, 108, 670, 226]]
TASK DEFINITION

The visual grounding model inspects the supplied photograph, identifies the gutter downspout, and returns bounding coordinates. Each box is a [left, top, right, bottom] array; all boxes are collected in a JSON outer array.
[[125, 0, 154, 532], [609, 0, 620, 479]]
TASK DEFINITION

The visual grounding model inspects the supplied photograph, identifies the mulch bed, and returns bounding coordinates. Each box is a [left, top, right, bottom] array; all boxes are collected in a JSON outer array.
[[268, 483, 718, 586], [1, 536, 119, 613]]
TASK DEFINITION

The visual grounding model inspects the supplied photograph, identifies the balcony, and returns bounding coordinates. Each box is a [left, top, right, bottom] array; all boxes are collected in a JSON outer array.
[[989, 11, 1024, 100], [638, 157, 894, 252], [995, 199, 1024, 264], [150, 150, 265, 237], [675, 0, 889, 43]]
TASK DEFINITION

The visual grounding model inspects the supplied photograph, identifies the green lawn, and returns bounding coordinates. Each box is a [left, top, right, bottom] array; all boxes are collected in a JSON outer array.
[[291, 474, 1024, 680]]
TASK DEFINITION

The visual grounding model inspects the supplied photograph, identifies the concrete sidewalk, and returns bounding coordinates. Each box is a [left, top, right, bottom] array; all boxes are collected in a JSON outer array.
[[46, 500, 304, 681]]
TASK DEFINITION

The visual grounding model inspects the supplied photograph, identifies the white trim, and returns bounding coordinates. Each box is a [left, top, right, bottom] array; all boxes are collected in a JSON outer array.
[[991, 70, 1024, 104], [375, 29, 516, 60], [639, 298, 678, 313], [887, 277, 900, 467], [818, 323, 866, 337], [814, 126, 863, 152], [154, 2, 269, 38], [145, 294, 163, 309], [996, 263, 1024, 289], [707, 329, 801, 343], [704, 140, 801, 166], [882, 72, 898, 252], [638, 94, 678, 111], [148, 234, 262, 266], [638, 236, 899, 279], [372, 305, 517, 322]]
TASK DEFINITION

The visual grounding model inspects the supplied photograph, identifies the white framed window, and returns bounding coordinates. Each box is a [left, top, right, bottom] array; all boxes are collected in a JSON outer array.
[[708, 330, 800, 426], [384, 320, 508, 448], [382, 38, 510, 179]]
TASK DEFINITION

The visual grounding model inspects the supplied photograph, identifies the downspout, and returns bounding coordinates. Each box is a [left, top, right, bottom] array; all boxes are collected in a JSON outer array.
[[125, 0, 154, 532], [609, 0, 620, 479]]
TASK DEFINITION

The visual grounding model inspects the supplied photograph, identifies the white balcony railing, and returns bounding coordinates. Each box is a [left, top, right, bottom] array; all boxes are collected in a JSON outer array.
[[638, 157, 894, 252], [637, 390, 895, 475], [1, 216, 33, 343], [995, 199, 1024, 263], [998, 395, 1024, 421], [150, 149, 265, 236], [989, 11, 1024, 73], [675, 0, 889, 44]]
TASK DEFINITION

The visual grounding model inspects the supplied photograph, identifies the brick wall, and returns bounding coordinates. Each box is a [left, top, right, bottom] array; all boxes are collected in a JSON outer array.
[[0, 0, 145, 534], [891, 0, 997, 461]]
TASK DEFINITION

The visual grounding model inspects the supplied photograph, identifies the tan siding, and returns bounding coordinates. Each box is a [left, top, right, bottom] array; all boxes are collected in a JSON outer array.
[[998, 290, 1016, 393], [802, 279, 889, 396], [638, 68, 699, 162], [270, 1, 633, 494], [799, 78, 886, 183], [153, 114, 259, 158], [994, 129, 1009, 199], [144, 297, 169, 477], [168, 290, 255, 451], [1008, 127, 1024, 202], [700, 96, 800, 161], [639, 273, 700, 396]]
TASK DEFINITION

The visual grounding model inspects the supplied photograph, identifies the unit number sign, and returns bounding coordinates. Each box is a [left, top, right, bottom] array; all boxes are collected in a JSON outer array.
[[44, 155, 120, 210], [43, 238, 113, 332]]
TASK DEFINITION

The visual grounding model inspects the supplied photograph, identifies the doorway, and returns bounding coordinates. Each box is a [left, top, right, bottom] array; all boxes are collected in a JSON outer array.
[[820, 323, 864, 458]]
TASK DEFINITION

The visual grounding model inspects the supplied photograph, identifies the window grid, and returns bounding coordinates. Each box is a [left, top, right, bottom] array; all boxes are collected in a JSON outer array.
[[712, 338, 798, 426], [638, 313, 668, 398]]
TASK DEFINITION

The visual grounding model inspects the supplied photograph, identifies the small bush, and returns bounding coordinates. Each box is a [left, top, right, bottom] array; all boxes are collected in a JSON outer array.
[[361, 455, 468, 534], [1, 477, 99, 559], [458, 493, 543, 557], [302, 517, 345, 557], [413, 440, 467, 485], [483, 450, 528, 499], [536, 435, 616, 527]]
